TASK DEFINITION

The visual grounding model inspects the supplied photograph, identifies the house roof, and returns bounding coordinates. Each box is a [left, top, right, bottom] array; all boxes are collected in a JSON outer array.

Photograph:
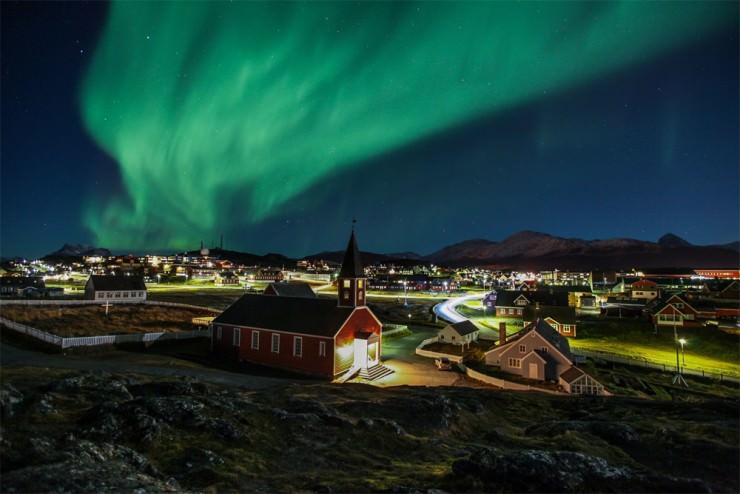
[[559, 366, 585, 383], [87, 275, 146, 291], [523, 305, 576, 324], [265, 282, 316, 298], [447, 320, 480, 336], [527, 319, 573, 361], [213, 294, 355, 337], [339, 231, 364, 278], [495, 290, 569, 307]]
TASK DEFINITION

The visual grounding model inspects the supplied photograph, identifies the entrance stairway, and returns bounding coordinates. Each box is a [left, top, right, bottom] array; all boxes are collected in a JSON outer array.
[[358, 363, 394, 381]]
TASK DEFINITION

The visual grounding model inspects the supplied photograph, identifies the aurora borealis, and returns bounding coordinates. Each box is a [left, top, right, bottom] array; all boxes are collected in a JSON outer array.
[[2, 1, 739, 258]]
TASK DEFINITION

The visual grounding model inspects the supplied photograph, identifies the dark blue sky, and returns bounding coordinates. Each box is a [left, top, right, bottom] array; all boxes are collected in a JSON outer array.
[[2, 1, 738, 259]]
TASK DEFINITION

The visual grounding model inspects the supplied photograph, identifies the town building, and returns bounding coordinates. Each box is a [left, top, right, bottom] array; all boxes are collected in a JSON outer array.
[[263, 282, 316, 298], [0, 276, 45, 296], [494, 290, 569, 318], [438, 320, 480, 347], [523, 305, 577, 338], [211, 230, 391, 380], [629, 279, 659, 300], [484, 319, 605, 395], [84, 275, 147, 302], [214, 271, 239, 286]]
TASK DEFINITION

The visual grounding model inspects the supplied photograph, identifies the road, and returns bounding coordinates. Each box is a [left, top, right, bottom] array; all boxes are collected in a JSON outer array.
[[433, 293, 484, 323]]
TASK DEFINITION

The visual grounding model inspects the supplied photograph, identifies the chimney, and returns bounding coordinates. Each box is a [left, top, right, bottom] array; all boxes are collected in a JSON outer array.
[[498, 322, 506, 346]]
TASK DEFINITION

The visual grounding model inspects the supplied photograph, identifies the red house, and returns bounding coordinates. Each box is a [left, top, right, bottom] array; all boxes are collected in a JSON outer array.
[[652, 294, 702, 329], [211, 230, 390, 380]]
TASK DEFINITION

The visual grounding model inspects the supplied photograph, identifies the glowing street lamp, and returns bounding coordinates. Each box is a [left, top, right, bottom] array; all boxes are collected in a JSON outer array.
[[678, 338, 687, 366]]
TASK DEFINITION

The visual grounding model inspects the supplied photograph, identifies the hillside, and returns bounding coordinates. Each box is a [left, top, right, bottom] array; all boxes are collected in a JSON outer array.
[[425, 231, 738, 269], [1, 368, 737, 493]]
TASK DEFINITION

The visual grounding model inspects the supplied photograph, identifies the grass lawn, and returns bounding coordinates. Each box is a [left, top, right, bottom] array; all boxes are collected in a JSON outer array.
[[1, 304, 215, 337], [572, 319, 740, 377]]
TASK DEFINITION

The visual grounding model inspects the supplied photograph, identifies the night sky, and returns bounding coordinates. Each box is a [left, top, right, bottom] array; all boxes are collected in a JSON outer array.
[[2, 1, 738, 259]]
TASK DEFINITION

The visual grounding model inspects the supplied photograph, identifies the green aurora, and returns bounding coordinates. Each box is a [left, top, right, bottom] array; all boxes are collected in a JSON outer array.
[[80, 1, 733, 250]]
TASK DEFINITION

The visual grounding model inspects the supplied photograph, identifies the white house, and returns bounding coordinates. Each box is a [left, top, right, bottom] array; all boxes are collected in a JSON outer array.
[[438, 320, 480, 347], [84, 275, 147, 303]]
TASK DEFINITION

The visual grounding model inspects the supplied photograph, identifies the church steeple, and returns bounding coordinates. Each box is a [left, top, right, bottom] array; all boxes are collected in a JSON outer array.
[[338, 226, 366, 307]]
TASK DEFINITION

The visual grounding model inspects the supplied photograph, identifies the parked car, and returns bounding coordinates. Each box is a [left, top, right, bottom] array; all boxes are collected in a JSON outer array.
[[435, 357, 453, 370]]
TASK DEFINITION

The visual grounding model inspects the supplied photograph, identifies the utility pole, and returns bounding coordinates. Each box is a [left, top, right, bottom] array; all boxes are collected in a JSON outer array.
[[672, 322, 688, 387]]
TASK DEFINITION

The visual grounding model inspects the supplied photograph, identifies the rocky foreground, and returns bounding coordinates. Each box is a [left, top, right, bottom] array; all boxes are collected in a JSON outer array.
[[1, 368, 738, 493]]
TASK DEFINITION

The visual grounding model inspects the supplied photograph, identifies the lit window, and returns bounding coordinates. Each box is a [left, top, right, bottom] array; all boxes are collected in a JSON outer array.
[[271, 334, 280, 353], [251, 330, 259, 350], [319, 341, 326, 356], [343, 280, 350, 288], [358, 280, 364, 288], [233, 328, 240, 347], [293, 336, 302, 357]]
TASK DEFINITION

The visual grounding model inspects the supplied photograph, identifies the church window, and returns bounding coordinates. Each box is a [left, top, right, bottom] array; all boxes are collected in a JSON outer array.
[[358, 280, 364, 288], [343, 280, 350, 288]]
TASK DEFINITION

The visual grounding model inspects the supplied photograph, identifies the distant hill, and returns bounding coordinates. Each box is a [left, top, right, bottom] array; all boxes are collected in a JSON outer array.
[[423, 231, 739, 269], [184, 248, 293, 267], [43, 244, 111, 260], [658, 233, 692, 248]]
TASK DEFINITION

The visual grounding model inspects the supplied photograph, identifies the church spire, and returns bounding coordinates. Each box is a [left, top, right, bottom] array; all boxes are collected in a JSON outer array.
[[338, 226, 366, 307], [339, 226, 363, 278]]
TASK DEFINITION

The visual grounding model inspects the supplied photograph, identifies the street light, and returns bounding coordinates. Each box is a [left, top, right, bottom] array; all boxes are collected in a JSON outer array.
[[672, 323, 688, 387], [678, 338, 687, 366]]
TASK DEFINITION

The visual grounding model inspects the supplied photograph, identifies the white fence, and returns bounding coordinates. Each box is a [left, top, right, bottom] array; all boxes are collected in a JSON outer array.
[[572, 349, 740, 384], [414, 336, 464, 363], [0, 299, 221, 313], [0, 300, 217, 349], [461, 364, 561, 394]]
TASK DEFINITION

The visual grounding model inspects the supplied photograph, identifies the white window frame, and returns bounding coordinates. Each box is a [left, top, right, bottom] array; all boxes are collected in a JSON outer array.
[[508, 358, 522, 368], [251, 330, 259, 350], [519, 344, 526, 353], [271, 333, 280, 353], [293, 336, 303, 357], [233, 328, 240, 347], [319, 341, 326, 357]]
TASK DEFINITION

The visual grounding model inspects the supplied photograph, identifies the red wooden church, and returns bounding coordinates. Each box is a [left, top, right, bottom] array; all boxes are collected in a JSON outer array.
[[211, 230, 391, 380]]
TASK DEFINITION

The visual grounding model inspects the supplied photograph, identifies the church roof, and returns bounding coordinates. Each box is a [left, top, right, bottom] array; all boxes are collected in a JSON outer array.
[[213, 294, 355, 337], [339, 231, 364, 278]]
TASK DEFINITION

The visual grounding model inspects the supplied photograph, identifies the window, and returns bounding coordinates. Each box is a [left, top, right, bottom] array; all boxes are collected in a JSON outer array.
[[343, 280, 350, 288], [233, 328, 240, 347], [115, 292, 121, 298], [271, 333, 280, 353], [439, 335, 444, 340], [562, 326, 571, 333], [107, 292, 112, 298], [519, 344, 526, 353], [96, 292, 103, 299], [358, 290, 363, 299], [343, 292, 349, 300], [541, 347, 548, 353], [123, 292, 129, 298], [674, 302, 684, 309], [319, 341, 326, 356], [508, 358, 522, 368], [251, 330, 259, 350], [216, 326, 222, 340], [358, 280, 364, 288], [139, 291, 144, 297], [293, 336, 302, 357]]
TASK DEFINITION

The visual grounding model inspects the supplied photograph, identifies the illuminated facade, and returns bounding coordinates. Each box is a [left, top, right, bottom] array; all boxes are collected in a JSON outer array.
[[211, 230, 388, 379]]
